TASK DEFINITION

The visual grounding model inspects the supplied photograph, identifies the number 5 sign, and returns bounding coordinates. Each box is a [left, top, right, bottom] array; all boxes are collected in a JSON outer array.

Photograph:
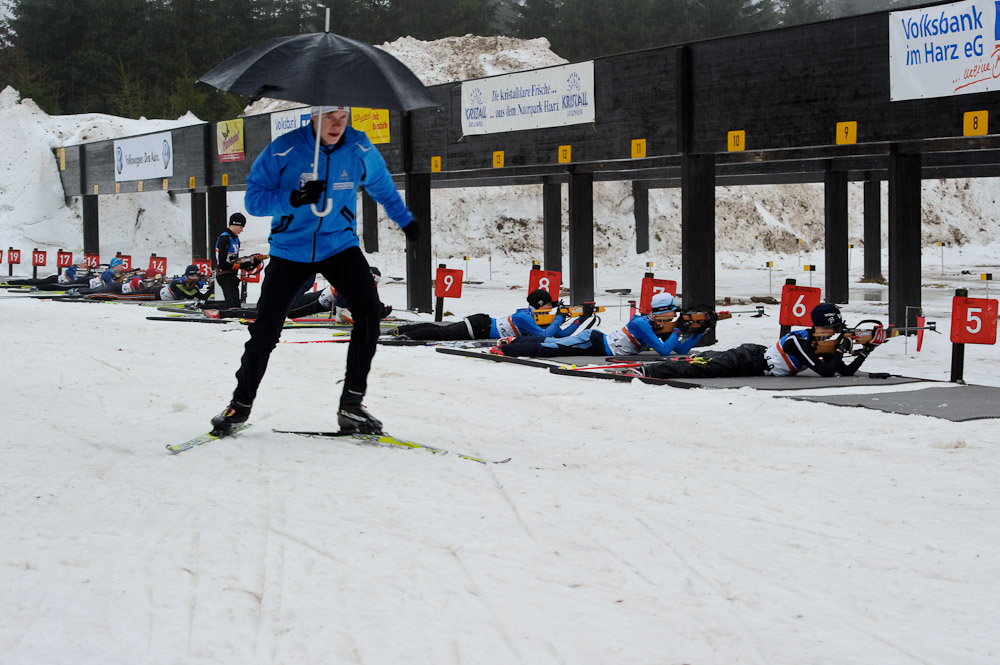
[[950, 297, 998, 345], [779, 284, 821, 327], [434, 267, 463, 298]]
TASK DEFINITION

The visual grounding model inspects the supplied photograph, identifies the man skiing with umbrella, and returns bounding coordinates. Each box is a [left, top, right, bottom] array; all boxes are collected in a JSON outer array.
[[210, 105, 418, 435]]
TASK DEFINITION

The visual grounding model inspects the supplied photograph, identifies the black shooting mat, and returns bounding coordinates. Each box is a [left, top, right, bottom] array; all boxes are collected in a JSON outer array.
[[662, 372, 924, 391], [780, 384, 1000, 422]]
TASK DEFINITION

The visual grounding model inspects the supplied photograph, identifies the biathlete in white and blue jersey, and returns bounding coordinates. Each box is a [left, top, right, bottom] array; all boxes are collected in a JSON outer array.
[[497, 292, 704, 358], [390, 289, 585, 341], [638, 303, 886, 379]]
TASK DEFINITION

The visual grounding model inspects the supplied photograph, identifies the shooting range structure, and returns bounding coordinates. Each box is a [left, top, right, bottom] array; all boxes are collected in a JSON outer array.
[[54, 3, 1000, 327]]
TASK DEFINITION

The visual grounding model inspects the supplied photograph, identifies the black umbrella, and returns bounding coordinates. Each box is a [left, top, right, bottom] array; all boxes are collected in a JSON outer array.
[[198, 26, 437, 112], [199, 12, 437, 216]]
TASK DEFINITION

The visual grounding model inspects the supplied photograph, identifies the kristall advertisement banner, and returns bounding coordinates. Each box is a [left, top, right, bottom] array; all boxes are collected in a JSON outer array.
[[351, 108, 391, 144], [216, 119, 245, 163], [113, 132, 173, 182], [461, 62, 595, 135], [890, 0, 1000, 101]]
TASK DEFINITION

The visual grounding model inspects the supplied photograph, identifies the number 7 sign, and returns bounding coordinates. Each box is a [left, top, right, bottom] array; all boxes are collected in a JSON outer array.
[[951, 297, 998, 345]]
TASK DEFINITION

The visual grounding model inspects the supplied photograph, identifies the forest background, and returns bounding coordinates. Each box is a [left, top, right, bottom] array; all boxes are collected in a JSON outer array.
[[0, 0, 931, 123]]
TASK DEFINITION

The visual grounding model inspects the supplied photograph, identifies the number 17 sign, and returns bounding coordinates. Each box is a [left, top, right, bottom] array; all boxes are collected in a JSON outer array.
[[434, 267, 463, 298]]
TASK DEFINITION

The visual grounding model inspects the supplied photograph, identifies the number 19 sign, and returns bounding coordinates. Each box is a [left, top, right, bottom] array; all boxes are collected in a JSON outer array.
[[434, 267, 463, 299], [951, 296, 998, 345]]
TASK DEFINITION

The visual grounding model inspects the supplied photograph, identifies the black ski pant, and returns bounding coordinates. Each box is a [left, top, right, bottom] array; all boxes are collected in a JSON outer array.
[[232, 247, 380, 407], [643, 343, 768, 379], [396, 313, 492, 341], [216, 272, 241, 309]]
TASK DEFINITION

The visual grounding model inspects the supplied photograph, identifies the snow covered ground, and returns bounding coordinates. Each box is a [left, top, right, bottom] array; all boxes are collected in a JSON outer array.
[[2, 34, 1000, 665]]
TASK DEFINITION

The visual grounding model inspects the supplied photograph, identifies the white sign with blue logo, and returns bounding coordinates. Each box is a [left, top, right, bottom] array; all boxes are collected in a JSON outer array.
[[890, 0, 1000, 100], [461, 62, 595, 135], [270, 107, 312, 141], [113, 132, 174, 182]]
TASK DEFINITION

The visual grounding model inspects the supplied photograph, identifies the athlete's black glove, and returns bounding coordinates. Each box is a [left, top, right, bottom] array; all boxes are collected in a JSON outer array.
[[402, 218, 420, 242], [290, 180, 326, 207], [674, 315, 692, 334], [380, 303, 393, 319], [581, 302, 596, 319]]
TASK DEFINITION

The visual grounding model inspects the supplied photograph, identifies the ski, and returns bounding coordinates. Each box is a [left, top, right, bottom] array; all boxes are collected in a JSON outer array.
[[273, 429, 510, 464], [166, 423, 252, 454]]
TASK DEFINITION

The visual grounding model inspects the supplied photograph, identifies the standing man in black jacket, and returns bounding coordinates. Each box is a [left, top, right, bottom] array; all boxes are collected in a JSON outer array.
[[214, 212, 262, 309]]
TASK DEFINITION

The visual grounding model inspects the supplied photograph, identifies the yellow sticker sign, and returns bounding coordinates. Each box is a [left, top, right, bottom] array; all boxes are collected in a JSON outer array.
[[631, 139, 646, 159], [216, 119, 245, 162], [431, 156, 441, 172], [836, 121, 857, 145], [963, 110, 987, 136], [493, 151, 504, 168], [727, 130, 745, 152], [558, 145, 571, 164]]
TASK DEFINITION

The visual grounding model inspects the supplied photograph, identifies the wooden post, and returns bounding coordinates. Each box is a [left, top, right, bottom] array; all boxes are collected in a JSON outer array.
[[361, 188, 378, 253], [191, 191, 208, 263], [780, 278, 797, 337], [863, 173, 882, 280], [681, 154, 716, 312], [405, 172, 432, 312], [950, 288, 967, 383], [82, 194, 100, 259], [634, 181, 649, 255], [434, 263, 446, 322], [568, 170, 594, 304], [888, 150, 922, 329], [207, 185, 227, 262], [824, 163, 849, 304], [542, 178, 562, 273]]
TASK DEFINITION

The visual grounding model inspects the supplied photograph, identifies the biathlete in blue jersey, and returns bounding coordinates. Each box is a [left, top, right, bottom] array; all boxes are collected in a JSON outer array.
[[211, 105, 419, 436], [636, 303, 886, 379], [496, 292, 707, 358], [388, 289, 589, 341]]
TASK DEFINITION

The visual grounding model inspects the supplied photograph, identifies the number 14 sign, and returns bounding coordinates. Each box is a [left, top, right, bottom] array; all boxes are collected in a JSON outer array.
[[951, 297, 998, 345]]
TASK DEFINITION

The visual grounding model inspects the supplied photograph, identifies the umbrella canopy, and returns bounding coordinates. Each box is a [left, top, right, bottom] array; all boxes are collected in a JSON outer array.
[[199, 32, 438, 112]]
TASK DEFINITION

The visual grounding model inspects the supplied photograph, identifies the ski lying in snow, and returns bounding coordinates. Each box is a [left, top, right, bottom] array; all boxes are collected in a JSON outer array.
[[273, 429, 510, 464], [166, 423, 252, 454]]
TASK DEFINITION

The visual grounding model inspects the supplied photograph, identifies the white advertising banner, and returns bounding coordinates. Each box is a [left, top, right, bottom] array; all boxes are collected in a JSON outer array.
[[461, 62, 595, 135], [113, 132, 173, 182], [890, 0, 1000, 101], [270, 107, 312, 141]]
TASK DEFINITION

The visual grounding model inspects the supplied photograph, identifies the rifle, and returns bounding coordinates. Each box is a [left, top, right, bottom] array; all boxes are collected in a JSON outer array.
[[812, 319, 938, 354], [533, 303, 606, 325], [650, 310, 732, 335]]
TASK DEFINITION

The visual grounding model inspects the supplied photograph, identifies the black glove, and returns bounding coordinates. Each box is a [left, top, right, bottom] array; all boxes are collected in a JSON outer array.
[[674, 316, 691, 334], [402, 218, 420, 242], [290, 179, 326, 207], [380, 303, 393, 319], [581, 302, 595, 318]]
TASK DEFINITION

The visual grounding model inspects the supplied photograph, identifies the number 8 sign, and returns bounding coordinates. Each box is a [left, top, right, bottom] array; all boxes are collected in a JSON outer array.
[[779, 284, 821, 327], [527, 269, 561, 302], [951, 296, 998, 345], [434, 267, 463, 298]]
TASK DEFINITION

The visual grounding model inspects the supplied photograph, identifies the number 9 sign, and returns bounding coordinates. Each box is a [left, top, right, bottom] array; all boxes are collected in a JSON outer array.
[[434, 267, 463, 298], [779, 284, 821, 327], [951, 296, 998, 345]]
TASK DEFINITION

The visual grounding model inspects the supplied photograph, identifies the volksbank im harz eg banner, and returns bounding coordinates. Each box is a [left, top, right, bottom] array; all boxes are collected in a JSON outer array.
[[890, 0, 1000, 100], [461, 62, 595, 135]]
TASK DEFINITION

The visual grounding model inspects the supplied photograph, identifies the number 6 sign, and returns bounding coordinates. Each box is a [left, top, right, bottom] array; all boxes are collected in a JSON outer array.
[[950, 296, 998, 345], [779, 284, 821, 327], [434, 267, 463, 298]]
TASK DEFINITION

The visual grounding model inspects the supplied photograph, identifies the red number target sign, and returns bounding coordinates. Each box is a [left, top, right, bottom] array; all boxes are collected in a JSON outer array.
[[116, 254, 132, 270], [32, 250, 47, 267], [434, 267, 463, 298], [192, 259, 213, 277], [950, 297, 998, 345], [527, 269, 561, 302], [149, 255, 167, 275], [638, 277, 678, 314], [8, 249, 21, 265], [57, 251, 74, 268], [84, 254, 99, 268], [779, 284, 822, 327]]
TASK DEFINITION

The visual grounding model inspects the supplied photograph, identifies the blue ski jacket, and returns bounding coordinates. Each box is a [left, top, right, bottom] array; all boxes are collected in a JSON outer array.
[[245, 124, 413, 263]]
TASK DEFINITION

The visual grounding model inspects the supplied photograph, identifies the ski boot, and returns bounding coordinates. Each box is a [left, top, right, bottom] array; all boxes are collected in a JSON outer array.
[[210, 400, 252, 435], [337, 389, 383, 434]]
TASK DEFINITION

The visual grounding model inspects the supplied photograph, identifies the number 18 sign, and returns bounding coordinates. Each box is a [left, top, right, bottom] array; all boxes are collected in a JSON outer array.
[[434, 267, 463, 298]]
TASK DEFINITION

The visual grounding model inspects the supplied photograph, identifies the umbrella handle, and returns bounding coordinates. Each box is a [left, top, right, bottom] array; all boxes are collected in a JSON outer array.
[[311, 200, 334, 217]]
